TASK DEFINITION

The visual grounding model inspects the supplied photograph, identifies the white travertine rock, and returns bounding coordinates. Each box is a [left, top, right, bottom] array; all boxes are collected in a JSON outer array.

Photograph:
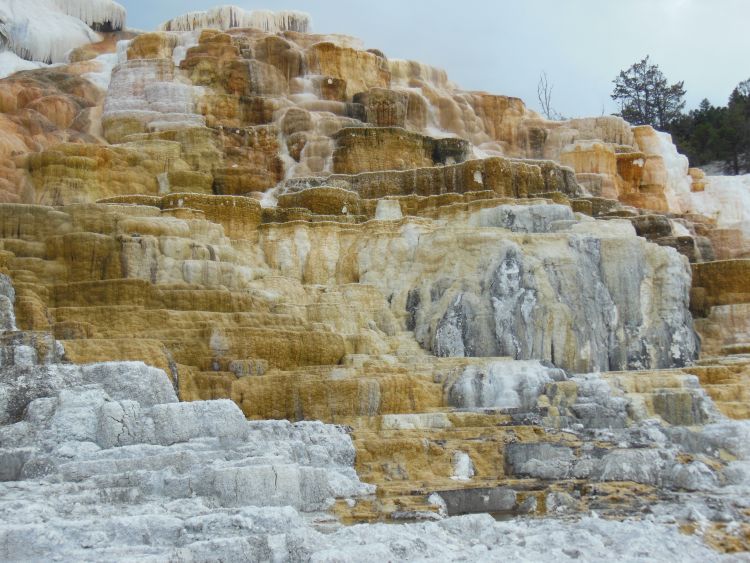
[[633, 127, 693, 212], [383, 220, 698, 373], [467, 203, 575, 231], [51, 0, 125, 30], [158, 6, 310, 33], [375, 199, 403, 221], [0, 50, 48, 79], [451, 451, 475, 481], [689, 174, 750, 257], [447, 360, 562, 410], [694, 175, 750, 226]]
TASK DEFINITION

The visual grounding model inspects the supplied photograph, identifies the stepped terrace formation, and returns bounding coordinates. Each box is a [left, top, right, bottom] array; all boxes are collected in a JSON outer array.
[[0, 3, 750, 560]]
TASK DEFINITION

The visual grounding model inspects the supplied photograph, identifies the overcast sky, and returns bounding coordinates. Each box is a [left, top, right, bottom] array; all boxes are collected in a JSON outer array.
[[119, 0, 750, 119]]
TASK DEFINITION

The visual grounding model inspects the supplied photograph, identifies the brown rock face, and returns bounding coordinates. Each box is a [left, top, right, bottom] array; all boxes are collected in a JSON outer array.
[[0, 70, 106, 203], [692, 260, 750, 314], [127, 32, 179, 60], [306, 42, 391, 98], [252, 35, 305, 80], [354, 88, 409, 128], [283, 156, 580, 202], [332, 127, 472, 174]]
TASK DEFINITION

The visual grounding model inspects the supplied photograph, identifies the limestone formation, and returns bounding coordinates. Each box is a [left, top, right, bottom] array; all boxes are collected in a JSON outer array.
[[1, 3, 750, 560]]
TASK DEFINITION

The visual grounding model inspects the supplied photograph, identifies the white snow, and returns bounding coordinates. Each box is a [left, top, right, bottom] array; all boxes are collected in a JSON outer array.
[[0, 0, 102, 63], [0, 49, 47, 79], [158, 6, 311, 33], [50, 0, 125, 30], [0, 0, 123, 76]]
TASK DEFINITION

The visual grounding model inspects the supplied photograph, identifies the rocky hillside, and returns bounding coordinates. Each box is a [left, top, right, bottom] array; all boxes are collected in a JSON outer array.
[[1, 2, 749, 560]]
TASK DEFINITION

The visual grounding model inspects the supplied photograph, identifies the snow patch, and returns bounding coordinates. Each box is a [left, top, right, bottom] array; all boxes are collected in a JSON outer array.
[[50, 0, 125, 31], [0, 50, 47, 79], [0, 0, 110, 63]]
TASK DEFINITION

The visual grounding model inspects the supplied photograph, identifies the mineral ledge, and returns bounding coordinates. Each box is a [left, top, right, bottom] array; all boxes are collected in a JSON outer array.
[[0, 2, 750, 561]]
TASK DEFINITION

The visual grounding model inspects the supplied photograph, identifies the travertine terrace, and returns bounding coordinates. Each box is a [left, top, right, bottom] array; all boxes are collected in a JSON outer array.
[[1, 2, 750, 560]]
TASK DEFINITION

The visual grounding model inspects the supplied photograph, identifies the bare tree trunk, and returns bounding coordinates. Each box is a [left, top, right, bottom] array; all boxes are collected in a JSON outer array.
[[537, 72, 555, 120]]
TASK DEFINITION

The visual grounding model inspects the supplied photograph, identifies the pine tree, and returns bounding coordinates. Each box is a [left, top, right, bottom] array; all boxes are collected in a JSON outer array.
[[722, 80, 750, 174], [611, 56, 686, 131], [671, 80, 750, 174]]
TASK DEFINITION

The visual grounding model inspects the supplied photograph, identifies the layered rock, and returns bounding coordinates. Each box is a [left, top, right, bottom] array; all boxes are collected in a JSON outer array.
[[1, 3, 750, 559], [0, 198, 698, 377], [397, 217, 697, 372], [3, 269, 750, 558], [0, 3, 736, 267], [0, 274, 377, 560]]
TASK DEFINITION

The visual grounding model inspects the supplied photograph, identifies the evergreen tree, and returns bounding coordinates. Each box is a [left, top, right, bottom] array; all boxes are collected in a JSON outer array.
[[670, 79, 750, 174], [611, 56, 686, 130], [722, 81, 750, 174], [671, 99, 725, 166]]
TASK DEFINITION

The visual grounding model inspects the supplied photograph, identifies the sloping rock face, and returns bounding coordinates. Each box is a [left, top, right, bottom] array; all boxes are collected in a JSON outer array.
[[2, 270, 749, 560], [1, 4, 750, 560], [0, 274, 376, 560], [395, 217, 696, 372]]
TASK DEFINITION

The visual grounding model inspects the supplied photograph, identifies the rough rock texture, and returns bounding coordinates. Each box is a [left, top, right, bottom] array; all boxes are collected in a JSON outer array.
[[3, 273, 750, 560], [0, 199, 698, 377], [0, 274, 377, 559], [399, 218, 697, 372], [1, 4, 750, 560]]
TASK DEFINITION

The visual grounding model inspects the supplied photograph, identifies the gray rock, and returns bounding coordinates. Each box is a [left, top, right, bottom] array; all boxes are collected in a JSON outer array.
[[467, 204, 575, 233], [80, 362, 178, 407], [504, 443, 576, 479], [591, 449, 667, 485], [0, 275, 15, 332], [410, 226, 699, 373], [546, 491, 579, 514], [667, 461, 717, 491], [447, 360, 563, 411], [437, 487, 517, 515], [0, 272, 376, 562]]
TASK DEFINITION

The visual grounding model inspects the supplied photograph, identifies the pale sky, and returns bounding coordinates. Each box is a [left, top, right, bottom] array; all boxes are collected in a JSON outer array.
[[119, 0, 750, 119]]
